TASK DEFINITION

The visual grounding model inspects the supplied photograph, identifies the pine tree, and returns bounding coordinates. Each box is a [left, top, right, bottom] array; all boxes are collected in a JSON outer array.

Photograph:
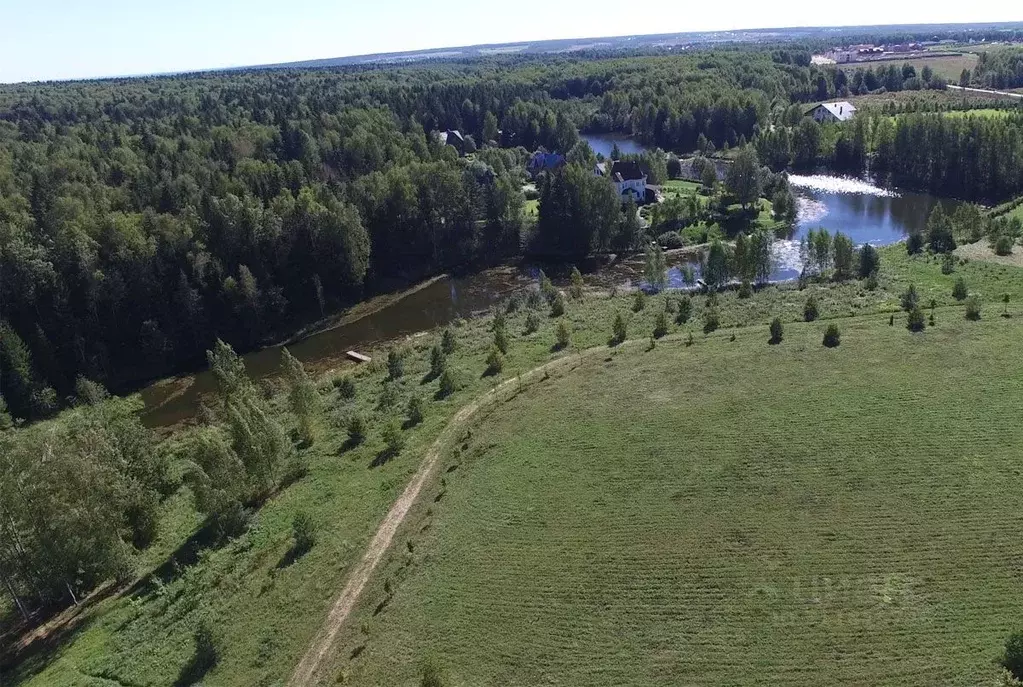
[[407, 396, 424, 427], [556, 320, 571, 350], [550, 292, 566, 317], [804, 294, 820, 322], [282, 348, 321, 444], [653, 311, 669, 339], [644, 243, 668, 291], [858, 243, 880, 278], [611, 312, 627, 345], [769, 317, 784, 344], [901, 284, 919, 312], [441, 328, 457, 354], [952, 277, 968, 301], [387, 348, 405, 380], [676, 296, 693, 324], [429, 345, 446, 379], [570, 266, 585, 299], [485, 346, 505, 376]]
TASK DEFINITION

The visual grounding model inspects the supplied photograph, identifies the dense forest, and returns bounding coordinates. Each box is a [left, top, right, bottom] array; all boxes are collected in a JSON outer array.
[[4, 42, 1023, 423], [0, 50, 821, 421]]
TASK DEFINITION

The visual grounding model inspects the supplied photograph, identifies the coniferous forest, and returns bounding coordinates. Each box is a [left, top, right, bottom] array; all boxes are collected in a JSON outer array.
[[3, 42, 1023, 425]]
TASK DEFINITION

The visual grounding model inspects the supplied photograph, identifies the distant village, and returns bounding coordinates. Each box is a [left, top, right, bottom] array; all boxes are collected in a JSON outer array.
[[813, 39, 976, 66]]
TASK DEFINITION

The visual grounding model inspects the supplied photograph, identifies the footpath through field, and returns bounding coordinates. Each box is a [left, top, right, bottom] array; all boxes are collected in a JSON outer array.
[[286, 348, 603, 685]]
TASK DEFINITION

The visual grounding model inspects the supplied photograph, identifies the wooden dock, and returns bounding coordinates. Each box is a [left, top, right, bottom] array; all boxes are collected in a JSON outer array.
[[345, 351, 371, 363]]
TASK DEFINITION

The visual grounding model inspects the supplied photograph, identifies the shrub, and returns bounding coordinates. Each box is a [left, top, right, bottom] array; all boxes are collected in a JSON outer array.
[[769, 317, 783, 344], [965, 295, 982, 321], [611, 312, 627, 345], [429, 345, 446, 379], [653, 311, 669, 339], [906, 306, 926, 332], [864, 274, 879, 291], [632, 290, 646, 312], [387, 348, 405, 380], [484, 346, 505, 376], [929, 313, 936, 327], [900, 284, 919, 312], [676, 296, 693, 324], [996, 234, 1014, 256], [702, 308, 720, 334], [1004, 293, 1012, 318], [1003, 630, 1023, 680], [292, 511, 316, 554], [941, 252, 956, 274], [504, 294, 521, 314], [664, 296, 678, 314], [441, 328, 457, 354], [685, 332, 694, 347], [569, 266, 585, 299], [657, 231, 684, 249], [952, 277, 968, 301], [334, 375, 356, 400], [550, 291, 566, 317], [437, 369, 457, 398], [347, 415, 367, 446], [382, 419, 405, 456], [407, 396, 424, 426], [823, 323, 841, 348], [738, 281, 753, 299], [555, 320, 571, 350], [803, 294, 819, 322], [524, 311, 541, 334], [889, 314, 895, 326]]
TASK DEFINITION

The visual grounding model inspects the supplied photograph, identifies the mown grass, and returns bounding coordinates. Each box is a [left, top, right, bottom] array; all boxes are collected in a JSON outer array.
[[337, 313, 1023, 686], [6, 241, 1023, 686]]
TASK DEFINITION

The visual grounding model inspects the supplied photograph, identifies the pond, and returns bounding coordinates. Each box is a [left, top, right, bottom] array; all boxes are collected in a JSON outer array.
[[138, 174, 957, 428], [580, 133, 653, 159], [789, 174, 961, 245]]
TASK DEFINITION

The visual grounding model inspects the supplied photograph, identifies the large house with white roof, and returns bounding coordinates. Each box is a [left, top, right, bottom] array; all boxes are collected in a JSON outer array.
[[806, 101, 857, 123]]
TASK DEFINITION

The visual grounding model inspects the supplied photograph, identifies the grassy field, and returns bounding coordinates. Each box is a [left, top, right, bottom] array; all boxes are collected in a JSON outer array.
[[336, 313, 1023, 686], [6, 241, 1023, 686], [842, 54, 978, 82]]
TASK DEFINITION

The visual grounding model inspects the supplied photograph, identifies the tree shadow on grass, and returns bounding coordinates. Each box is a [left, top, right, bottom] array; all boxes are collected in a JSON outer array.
[[173, 648, 216, 687], [370, 447, 400, 469], [275, 541, 312, 570], [0, 595, 109, 684]]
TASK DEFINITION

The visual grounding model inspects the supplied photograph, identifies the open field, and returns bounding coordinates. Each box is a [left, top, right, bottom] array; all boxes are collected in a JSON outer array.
[[7, 242, 1023, 686], [841, 53, 978, 81], [336, 314, 1023, 686]]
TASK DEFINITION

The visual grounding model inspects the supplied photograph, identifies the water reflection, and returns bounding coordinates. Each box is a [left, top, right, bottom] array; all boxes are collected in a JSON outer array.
[[581, 134, 653, 158]]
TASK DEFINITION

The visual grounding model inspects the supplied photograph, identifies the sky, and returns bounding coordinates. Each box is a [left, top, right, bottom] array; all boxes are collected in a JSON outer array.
[[0, 0, 1020, 84]]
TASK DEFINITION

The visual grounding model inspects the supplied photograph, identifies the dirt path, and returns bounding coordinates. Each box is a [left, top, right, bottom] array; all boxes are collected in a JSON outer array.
[[287, 351, 598, 686]]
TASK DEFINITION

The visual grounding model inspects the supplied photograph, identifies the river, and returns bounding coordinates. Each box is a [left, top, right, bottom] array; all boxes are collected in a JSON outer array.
[[139, 173, 958, 428]]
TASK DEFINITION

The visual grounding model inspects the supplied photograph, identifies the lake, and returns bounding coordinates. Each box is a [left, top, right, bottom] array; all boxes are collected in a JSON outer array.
[[581, 133, 653, 159], [139, 173, 957, 428]]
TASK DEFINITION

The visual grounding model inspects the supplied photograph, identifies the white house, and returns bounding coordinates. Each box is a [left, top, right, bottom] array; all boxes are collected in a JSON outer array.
[[806, 102, 857, 123], [595, 160, 647, 202]]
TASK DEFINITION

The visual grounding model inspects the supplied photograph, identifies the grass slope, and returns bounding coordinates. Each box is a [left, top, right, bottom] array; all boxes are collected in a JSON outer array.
[[339, 315, 1023, 686], [6, 242, 1023, 686]]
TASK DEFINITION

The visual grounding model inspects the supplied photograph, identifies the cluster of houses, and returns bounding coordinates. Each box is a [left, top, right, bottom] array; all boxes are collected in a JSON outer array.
[[527, 150, 653, 203]]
